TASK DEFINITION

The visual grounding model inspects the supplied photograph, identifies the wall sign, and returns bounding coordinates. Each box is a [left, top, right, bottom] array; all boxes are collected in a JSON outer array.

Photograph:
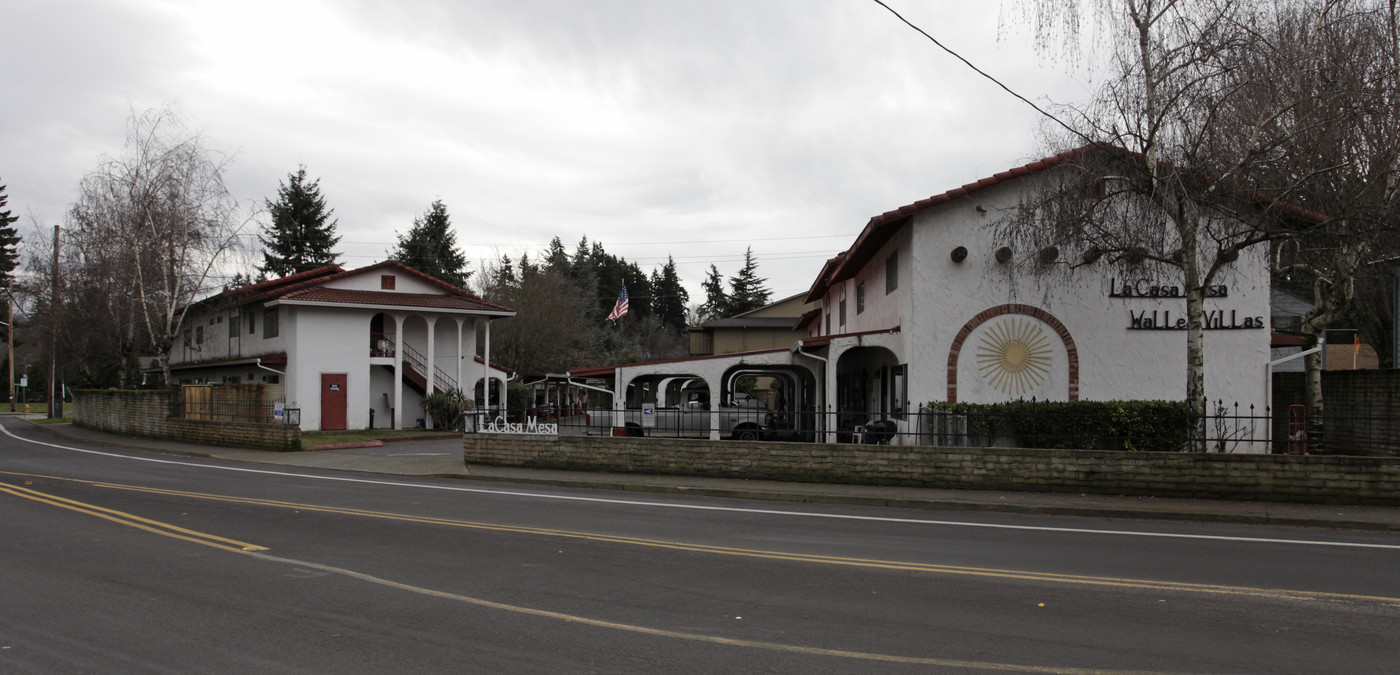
[[477, 415, 559, 435], [1109, 278, 1227, 298], [1129, 309, 1264, 330]]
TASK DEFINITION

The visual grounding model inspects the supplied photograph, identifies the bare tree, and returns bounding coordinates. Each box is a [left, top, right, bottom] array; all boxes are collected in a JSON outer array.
[[65, 105, 250, 384], [476, 258, 595, 373], [1000, 0, 1397, 449], [1235, 1, 1400, 443]]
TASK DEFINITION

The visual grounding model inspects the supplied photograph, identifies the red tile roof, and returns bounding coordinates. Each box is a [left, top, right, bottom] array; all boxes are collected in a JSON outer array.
[[278, 288, 512, 313], [187, 261, 514, 315]]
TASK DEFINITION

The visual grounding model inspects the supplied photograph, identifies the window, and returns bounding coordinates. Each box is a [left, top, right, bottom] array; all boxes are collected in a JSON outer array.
[[825, 312, 830, 336], [839, 297, 847, 326], [381, 275, 396, 290], [263, 307, 279, 339], [856, 283, 865, 314], [229, 312, 239, 338], [247, 311, 256, 335], [886, 250, 899, 294], [195, 325, 204, 345]]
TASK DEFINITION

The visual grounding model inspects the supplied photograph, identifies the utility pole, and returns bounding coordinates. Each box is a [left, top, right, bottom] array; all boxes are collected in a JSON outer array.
[[7, 290, 12, 412], [49, 224, 58, 420]]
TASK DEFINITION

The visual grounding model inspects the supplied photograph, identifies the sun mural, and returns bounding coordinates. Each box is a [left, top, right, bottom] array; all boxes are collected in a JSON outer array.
[[975, 317, 1054, 396]]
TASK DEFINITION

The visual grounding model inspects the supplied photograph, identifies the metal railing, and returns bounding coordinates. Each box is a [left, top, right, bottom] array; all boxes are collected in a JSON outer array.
[[372, 333, 458, 393], [508, 403, 1399, 454]]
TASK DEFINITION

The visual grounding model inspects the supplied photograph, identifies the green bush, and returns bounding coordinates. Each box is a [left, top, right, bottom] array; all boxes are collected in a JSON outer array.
[[422, 388, 472, 431], [925, 399, 1192, 451]]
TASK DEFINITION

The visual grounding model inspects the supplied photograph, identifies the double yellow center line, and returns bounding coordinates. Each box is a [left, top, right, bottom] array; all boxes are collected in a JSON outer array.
[[0, 479, 266, 553]]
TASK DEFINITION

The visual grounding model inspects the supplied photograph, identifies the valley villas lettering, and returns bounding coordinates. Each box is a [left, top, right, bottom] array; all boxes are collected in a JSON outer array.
[[1129, 309, 1264, 330]]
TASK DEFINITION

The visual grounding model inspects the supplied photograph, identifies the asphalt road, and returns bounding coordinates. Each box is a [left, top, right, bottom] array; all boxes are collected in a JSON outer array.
[[2, 419, 1398, 673]]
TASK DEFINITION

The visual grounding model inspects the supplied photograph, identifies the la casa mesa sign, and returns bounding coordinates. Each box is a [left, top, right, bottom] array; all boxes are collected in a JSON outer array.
[[475, 415, 558, 435]]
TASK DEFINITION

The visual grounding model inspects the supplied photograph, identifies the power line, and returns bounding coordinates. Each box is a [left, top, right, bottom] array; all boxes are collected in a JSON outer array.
[[869, 0, 1089, 144]]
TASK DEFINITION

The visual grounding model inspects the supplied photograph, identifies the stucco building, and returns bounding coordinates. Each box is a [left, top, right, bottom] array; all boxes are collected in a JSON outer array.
[[576, 151, 1273, 448], [168, 261, 515, 431]]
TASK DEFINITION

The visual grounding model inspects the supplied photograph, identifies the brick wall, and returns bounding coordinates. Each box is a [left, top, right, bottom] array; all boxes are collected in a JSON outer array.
[[74, 389, 300, 452], [465, 434, 1400, 505], [1273, 371, 1400, 455]]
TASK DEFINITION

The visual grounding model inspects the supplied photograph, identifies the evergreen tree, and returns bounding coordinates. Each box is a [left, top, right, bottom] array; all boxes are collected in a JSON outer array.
[[544, 236, 570, 274], [258, 166, 341, 278], [494, 254, 516, 288], [570, 236, 598, 317], [726, 246, 771, 315], [391, 199, 470, 287], [650, 256, 689, 332], [0, 181, 21, 287], [699, 263, 728, 320]]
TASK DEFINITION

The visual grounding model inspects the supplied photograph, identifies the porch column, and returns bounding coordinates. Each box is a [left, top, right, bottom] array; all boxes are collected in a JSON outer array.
[[391, 313, 405, 430], [425, 315, 438, 429], [708, 383, 722, 441], [482, 318, 491, 414], [455, 317, 465, 393]]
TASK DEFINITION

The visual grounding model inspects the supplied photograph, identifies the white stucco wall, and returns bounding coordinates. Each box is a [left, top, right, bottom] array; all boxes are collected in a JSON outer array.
[[286, 306, 373, 430], [171, 303, 283, 367], [327, 271, 443, 294]]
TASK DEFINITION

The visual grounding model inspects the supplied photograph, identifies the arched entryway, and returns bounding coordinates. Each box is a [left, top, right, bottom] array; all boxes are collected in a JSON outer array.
[[834, 345, 901, 440]]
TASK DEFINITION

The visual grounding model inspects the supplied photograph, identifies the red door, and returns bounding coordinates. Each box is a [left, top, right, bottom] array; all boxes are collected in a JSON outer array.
[[321, 373, 348, 430]]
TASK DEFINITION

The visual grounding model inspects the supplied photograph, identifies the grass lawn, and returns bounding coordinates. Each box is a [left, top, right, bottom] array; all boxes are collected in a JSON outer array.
[[30, 415, 74, 425], [299, 428, 459, 450], [8, 402, 69, 419]]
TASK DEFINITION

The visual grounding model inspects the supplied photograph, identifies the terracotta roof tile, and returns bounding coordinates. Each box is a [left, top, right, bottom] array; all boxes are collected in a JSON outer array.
[[277, 288, 514, 314]]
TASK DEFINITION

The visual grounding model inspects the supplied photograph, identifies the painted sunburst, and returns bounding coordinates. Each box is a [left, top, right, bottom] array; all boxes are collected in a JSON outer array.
[[975, 317, 1053, 396]]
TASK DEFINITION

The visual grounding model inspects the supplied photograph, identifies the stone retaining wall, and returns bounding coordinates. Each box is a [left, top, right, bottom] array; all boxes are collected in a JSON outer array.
[[74, 389, 300, 452], [465, 433, 1400, 505]]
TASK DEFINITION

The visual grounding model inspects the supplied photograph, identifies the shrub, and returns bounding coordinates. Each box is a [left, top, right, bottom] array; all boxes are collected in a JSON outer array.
[[422, 388, 472, 431], [925, 399, 1192, 451]]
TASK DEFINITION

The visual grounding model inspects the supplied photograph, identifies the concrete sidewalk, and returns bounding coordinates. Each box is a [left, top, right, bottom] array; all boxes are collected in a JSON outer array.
[[16, 417, 1400, 532]]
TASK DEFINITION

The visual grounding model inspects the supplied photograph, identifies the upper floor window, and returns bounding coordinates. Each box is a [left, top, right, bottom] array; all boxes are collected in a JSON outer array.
[[247, 311, 256, 335], [228, 312, 239, 338], [195, 325, 204, 345], [263, 307, 280, 339], [825, 312, 830, 335], [886, 249, 899, 294], [856, 283, 865, 314], [839, 297, 847, 326], [381, 275, 396, 290]]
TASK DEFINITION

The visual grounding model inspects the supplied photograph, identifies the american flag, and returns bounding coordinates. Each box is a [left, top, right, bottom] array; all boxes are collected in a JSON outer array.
[[607, 284, 629, 323]]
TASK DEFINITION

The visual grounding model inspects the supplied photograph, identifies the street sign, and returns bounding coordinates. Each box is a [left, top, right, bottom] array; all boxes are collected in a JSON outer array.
[[641, 403, 656, 428]]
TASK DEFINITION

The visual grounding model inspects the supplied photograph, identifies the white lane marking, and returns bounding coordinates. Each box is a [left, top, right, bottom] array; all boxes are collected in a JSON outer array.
[[4, 421, 1400, 551]]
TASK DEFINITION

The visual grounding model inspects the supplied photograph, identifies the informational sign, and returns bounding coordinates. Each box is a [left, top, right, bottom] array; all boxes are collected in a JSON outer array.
[[641, 403, 656, 428], [19, 376, 26, 388], [274, 402, 285, 421], [329, 384, 341, 391]]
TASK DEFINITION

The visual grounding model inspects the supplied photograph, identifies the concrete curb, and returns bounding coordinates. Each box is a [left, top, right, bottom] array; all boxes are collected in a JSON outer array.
[[457, 472, 1400, 532]]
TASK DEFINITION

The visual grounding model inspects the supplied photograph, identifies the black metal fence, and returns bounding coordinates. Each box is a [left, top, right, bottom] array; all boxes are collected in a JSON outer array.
[[506, 402, 1399, 455]]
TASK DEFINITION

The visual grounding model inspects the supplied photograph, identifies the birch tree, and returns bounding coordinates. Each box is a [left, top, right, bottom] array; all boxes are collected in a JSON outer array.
[[1000, 0, 1396, 449], [66, 106, 250, 385]]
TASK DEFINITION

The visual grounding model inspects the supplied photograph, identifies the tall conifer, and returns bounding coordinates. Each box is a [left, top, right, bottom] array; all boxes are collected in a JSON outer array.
[[258, 166, 341, 278], [391, 199, 469, 287]]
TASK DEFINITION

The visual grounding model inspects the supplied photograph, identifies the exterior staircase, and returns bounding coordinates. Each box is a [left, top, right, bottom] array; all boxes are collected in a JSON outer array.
[[374, 335, 459, 395]]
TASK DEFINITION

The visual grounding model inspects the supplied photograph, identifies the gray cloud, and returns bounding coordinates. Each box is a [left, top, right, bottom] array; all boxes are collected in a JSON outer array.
[[1, 0, 1090, 298]]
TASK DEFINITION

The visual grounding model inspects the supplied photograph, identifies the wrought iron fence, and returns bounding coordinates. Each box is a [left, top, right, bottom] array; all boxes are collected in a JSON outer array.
[[511, 401, 1399, 455]]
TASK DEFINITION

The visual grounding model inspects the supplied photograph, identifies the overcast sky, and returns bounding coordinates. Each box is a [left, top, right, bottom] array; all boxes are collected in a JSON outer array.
[[2, 0, 1093, 303]]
